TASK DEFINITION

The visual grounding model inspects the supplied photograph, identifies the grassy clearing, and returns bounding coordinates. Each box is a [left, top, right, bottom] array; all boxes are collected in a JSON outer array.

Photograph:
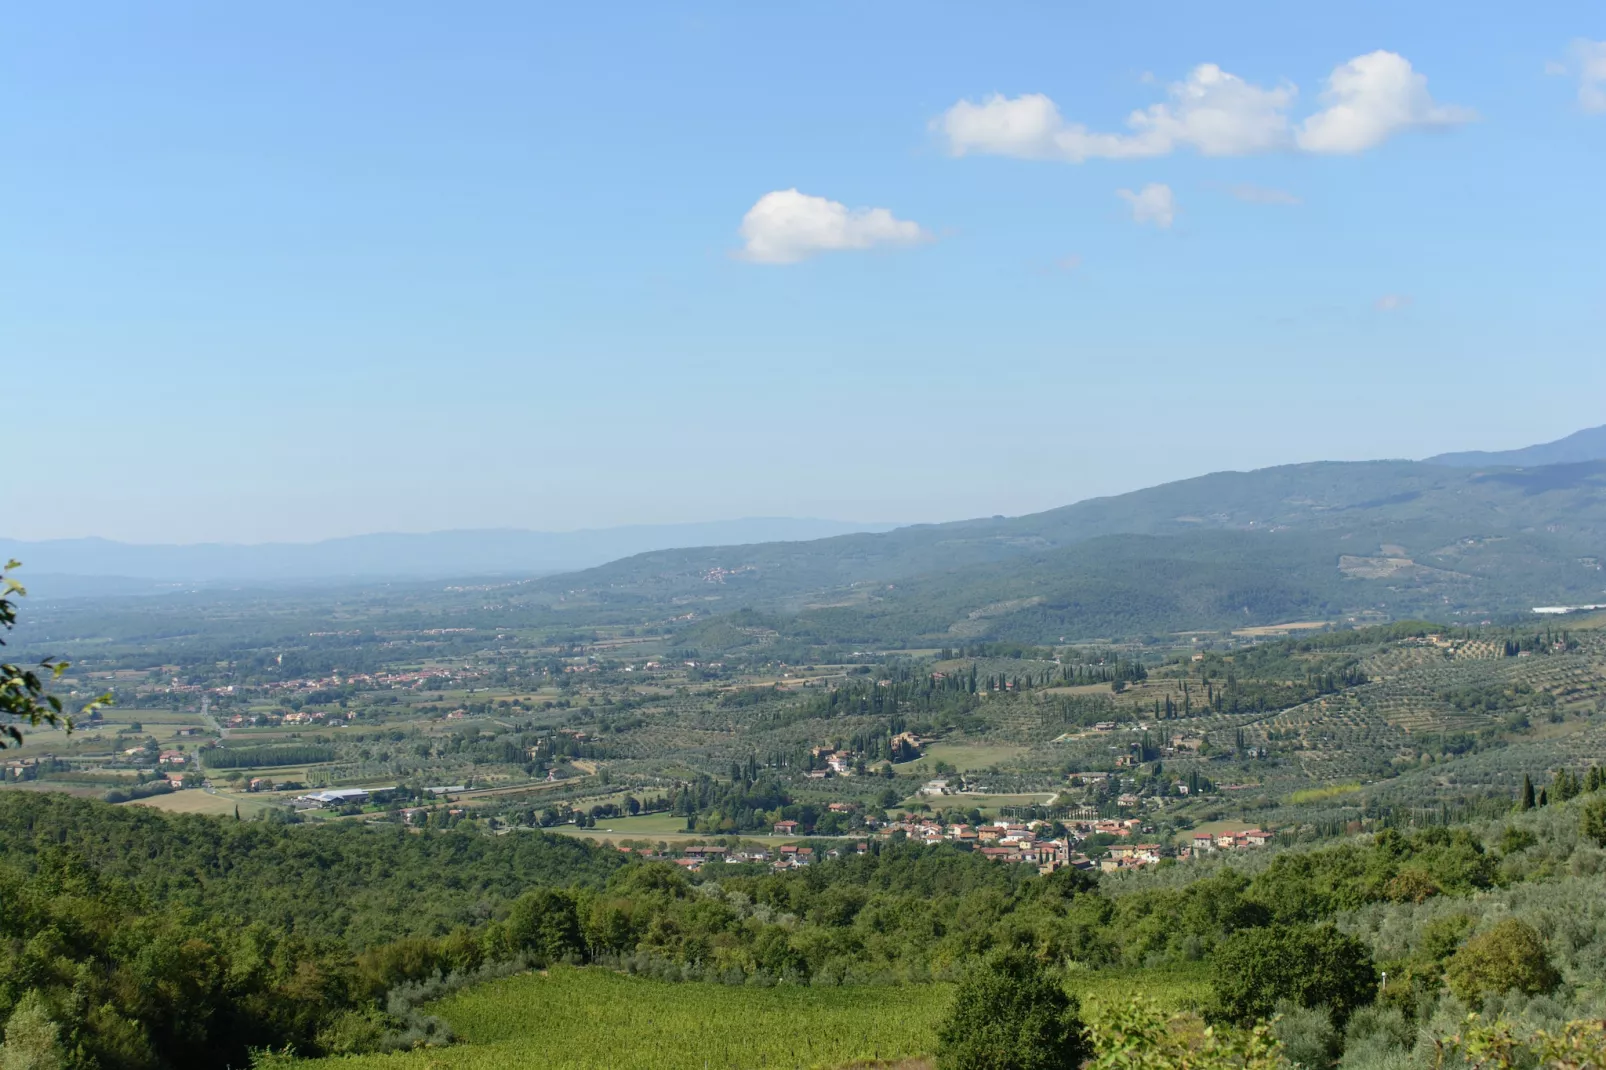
[[918, 792, 1058, 814], [1287, 782, 1364, 805], [126, 790, 280, 818], [897, 742, 1027, 773]]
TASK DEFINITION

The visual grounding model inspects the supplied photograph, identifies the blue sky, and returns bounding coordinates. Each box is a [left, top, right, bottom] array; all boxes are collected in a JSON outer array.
[[8, 3, 1604, 543]]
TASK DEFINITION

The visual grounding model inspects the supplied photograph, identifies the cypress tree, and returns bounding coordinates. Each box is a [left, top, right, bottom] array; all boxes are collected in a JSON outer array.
[[1520, 774, 1536, 811]]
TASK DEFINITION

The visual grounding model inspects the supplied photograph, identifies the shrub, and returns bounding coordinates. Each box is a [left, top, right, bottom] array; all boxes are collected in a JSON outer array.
[[0, 990, 66, 1070], [1212, 924, 1377, 1027], [1444, 919, 1560, 1007], [937, 949, 1087, 1070], [1383, 869, 1440, 904], [1498, 825, 1537, 855], [1271, 1001, 1339, 1069], [1581, 796, 1606, 849]]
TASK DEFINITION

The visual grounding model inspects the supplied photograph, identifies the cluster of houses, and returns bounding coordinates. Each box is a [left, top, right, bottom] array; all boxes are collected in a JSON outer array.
[[634, 842, 846, 872], [226, 708, 360, 728], [865, 817, 1076, 871], [845, 815, 1274, 872], [3, 757, 41, 781], [264, 666, 467, 694], [806, 747, 860, 778], [1190, 828, 1274, 852]]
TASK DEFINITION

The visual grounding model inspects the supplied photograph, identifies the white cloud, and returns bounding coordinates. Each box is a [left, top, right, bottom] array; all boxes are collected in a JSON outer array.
[[1296, 51, 1476, 153], [937, 51, 1471, 163], [737, 189, 928, 265], [938, 65, 1294, 161], [1117, 184, 1176, 228], [1374, 293, 1412, 312], [1567, 38, 1606, 113], [1230, 183, 1301, 205]]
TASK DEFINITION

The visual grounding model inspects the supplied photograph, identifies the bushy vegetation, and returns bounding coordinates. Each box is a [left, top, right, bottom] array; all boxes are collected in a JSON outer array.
[[3, 778, 1606, 1067], [936, 950, 1087, 1070], [201, 744, 335, 769]]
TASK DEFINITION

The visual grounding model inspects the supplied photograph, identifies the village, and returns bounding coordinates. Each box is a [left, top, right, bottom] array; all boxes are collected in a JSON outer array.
[[627, 812, 1277, 876]]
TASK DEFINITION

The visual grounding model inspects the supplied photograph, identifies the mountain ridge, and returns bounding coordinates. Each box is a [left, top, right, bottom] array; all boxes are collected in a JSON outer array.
[[0, 517, 901, 586], [1424, 423, 1606, 467], [520, 458, 1606, 644]]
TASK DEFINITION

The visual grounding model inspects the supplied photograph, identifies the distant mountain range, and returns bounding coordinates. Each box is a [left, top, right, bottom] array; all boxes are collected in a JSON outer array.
[[1424, 423, 1606, 467], [0, 518, 899, 593], [9, 422, 1603, 612], [518, 457, 1606, 644]]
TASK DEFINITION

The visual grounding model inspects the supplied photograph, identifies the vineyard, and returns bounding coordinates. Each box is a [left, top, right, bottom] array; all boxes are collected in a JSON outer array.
[[295, 967, 947, 1070], [292, 965, 1213, 1070]]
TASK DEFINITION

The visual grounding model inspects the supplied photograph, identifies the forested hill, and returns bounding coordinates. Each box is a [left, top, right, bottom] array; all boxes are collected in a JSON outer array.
[[527, 460, 1606, 640], [0, 792, 624, 948]]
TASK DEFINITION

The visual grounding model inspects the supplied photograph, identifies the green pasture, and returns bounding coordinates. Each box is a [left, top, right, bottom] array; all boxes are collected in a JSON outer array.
[[897, 742, 1027, 773]]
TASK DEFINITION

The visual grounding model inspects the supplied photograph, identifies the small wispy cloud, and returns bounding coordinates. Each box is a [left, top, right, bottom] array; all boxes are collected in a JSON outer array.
[[1230, 183, 1301, 205], [1117, 183, 1176, 228], [736, 189, 929, 264], [1375, 294, 1412, 312], [1567, 39, 1606, 113]]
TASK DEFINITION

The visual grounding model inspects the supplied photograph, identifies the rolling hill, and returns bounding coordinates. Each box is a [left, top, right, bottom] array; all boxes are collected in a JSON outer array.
[[529, 459, 1606, 644]]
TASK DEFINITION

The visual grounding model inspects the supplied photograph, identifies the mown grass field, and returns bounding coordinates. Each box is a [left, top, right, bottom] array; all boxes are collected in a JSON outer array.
[[296, 965, 1209, 1070], [898, 742, 1027, 773], [126, 789, 280, 818]]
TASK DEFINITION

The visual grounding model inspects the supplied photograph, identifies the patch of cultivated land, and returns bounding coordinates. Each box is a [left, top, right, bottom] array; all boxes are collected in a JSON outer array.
[[897, 742, 1028, 773], [297, 967, 944, 1070], [125, 790, 281, 818], [294, 965, 1209, 1070]]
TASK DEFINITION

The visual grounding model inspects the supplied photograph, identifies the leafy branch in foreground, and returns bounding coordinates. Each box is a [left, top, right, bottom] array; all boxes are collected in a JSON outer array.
[[1433, 1015, 1606, 1070], [1085, 998, 1286, 1070], [1, 560, 110, 747]]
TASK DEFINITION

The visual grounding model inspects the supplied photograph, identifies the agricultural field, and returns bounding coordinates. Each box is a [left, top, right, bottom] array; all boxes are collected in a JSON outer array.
[[298, 967, 947, 1070], [293, 965, 1211, 1070], [896, 741, 1028, 773], [125, 788, 280, 818]]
